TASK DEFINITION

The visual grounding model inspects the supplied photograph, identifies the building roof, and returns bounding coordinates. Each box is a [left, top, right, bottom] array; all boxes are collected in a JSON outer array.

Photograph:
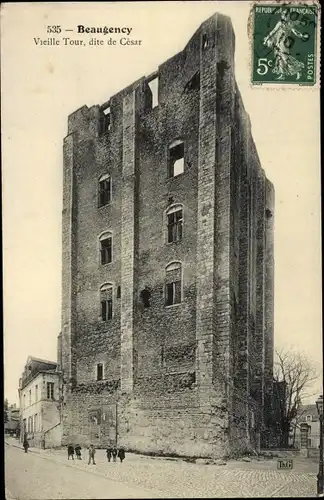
[[297, 404, 319, 420], [20, 356, 58, 390], [26, 356, 57, 366]]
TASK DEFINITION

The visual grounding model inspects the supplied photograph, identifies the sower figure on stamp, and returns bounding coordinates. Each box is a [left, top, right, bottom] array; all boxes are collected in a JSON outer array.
[[112, 446, 117, 462], [263, 10, 309, 80], [88, 444, 96, 465]]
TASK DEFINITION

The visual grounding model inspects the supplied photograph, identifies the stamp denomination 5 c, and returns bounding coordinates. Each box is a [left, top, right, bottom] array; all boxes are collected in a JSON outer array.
[[251, 3, 319, 85]]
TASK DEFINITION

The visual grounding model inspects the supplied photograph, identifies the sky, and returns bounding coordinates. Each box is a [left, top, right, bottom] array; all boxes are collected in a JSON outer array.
[[2, 1, 322, 406]]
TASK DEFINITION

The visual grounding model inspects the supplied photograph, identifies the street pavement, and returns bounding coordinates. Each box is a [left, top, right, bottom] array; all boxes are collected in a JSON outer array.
[[5, 444, 164, 499], [5, 438, 318, 498]]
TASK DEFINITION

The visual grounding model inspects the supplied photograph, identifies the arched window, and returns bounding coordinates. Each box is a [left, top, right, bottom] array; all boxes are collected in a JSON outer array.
[[99, 231, 112, 265], [100, 283, 113, 321], [98, 174, 112, 207], [166, 204, 183, 243], [168, 140, 184, 177], [165, 262, 182, 306]]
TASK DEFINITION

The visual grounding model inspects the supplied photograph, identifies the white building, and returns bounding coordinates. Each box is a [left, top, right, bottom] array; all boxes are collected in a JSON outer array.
[[18, 356, 62, 448], [290, 404, 321, 449]]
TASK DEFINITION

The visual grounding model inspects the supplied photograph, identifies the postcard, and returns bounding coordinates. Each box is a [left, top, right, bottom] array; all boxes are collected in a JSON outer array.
[[2, 1, 322, 498]]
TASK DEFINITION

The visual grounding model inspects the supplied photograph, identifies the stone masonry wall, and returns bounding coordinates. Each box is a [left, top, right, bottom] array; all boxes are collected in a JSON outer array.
[[264, 180, 275, 406], [60, 12, 274, 457], [120, 90, 137, 393]]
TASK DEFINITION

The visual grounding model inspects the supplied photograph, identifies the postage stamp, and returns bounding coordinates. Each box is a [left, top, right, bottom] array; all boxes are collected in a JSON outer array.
[[251, 3, 319, 85]]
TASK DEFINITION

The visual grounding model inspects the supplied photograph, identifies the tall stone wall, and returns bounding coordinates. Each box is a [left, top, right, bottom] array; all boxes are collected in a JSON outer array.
[[60, 12, 274, 458], [264, 180, 275, 405]]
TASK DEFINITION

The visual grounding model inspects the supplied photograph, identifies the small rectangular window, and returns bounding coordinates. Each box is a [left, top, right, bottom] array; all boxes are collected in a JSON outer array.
[[47, 382, 54, 400], [202, 33, 208, 50], [169, 142, 184, 177], [167, 209, 183, 243], [100, 238, 112, 265], [99, 106, 111, 134], [165, 281, 181, 306], [184, 71, 200, 92], [101, 299, 113, 321], [148, 77, 159, 108], [99, 178, 111, 207], [35, 384, 38, 402], [97, 363, 103, 381]]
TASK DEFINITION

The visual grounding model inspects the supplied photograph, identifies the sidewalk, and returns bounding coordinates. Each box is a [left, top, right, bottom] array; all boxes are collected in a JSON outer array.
[[5, 438, 317, 498]]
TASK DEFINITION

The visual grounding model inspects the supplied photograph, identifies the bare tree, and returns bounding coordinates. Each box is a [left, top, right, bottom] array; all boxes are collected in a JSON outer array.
[[272, 347, 319, 448]]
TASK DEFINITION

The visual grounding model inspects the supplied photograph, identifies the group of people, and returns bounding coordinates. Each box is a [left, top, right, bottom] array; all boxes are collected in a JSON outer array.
[[67, 444, 126, 464], [22, 437, 125, 465], [106, 445, 125, 463], [67, 444, 82, 460]]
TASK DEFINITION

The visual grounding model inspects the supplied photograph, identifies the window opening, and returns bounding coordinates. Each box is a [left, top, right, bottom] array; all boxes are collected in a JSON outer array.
[[97, 363, 103, 381], [100, 284, 113, 321], [169, 141, 184, 177], [99, 106, 111, 134], [47, 382, 54, 400], [148, 77, 159, 108], [100, 236, 112, 265], [167, 207, 183, 243], [202, 34, 208, 50], [140, 288, 151, 308], [165, 262, 182, 306], [98, 176, 111, 207], [184, 71, 200, 92], [101, 298, 113, 321]]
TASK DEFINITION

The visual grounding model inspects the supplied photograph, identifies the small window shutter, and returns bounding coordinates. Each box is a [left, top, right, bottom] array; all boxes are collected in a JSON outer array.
[[107, 300, 113, 319], [106, 179, 111, 203], [178, 221, 183, 241], [166, 283, 173, 306], [101, 300, 107, 321], [174, 281, 181, 304], [107, 238, 112, 262], [168, 223, 173, 243]]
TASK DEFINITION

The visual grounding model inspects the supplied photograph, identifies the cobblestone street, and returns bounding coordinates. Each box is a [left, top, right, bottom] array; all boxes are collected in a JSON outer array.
[[5, 439, 318, 498]]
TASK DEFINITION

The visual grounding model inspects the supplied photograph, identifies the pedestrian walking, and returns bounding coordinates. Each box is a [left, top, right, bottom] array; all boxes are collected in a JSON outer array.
[[23, 437, 29, 453], [112, 446, 117, 462], [106, 445, 112, 462], [117, 447, 125, 463], [88, 444, 96, 465], [75, 444, 82, 460], [67, 444, 75, 460]]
